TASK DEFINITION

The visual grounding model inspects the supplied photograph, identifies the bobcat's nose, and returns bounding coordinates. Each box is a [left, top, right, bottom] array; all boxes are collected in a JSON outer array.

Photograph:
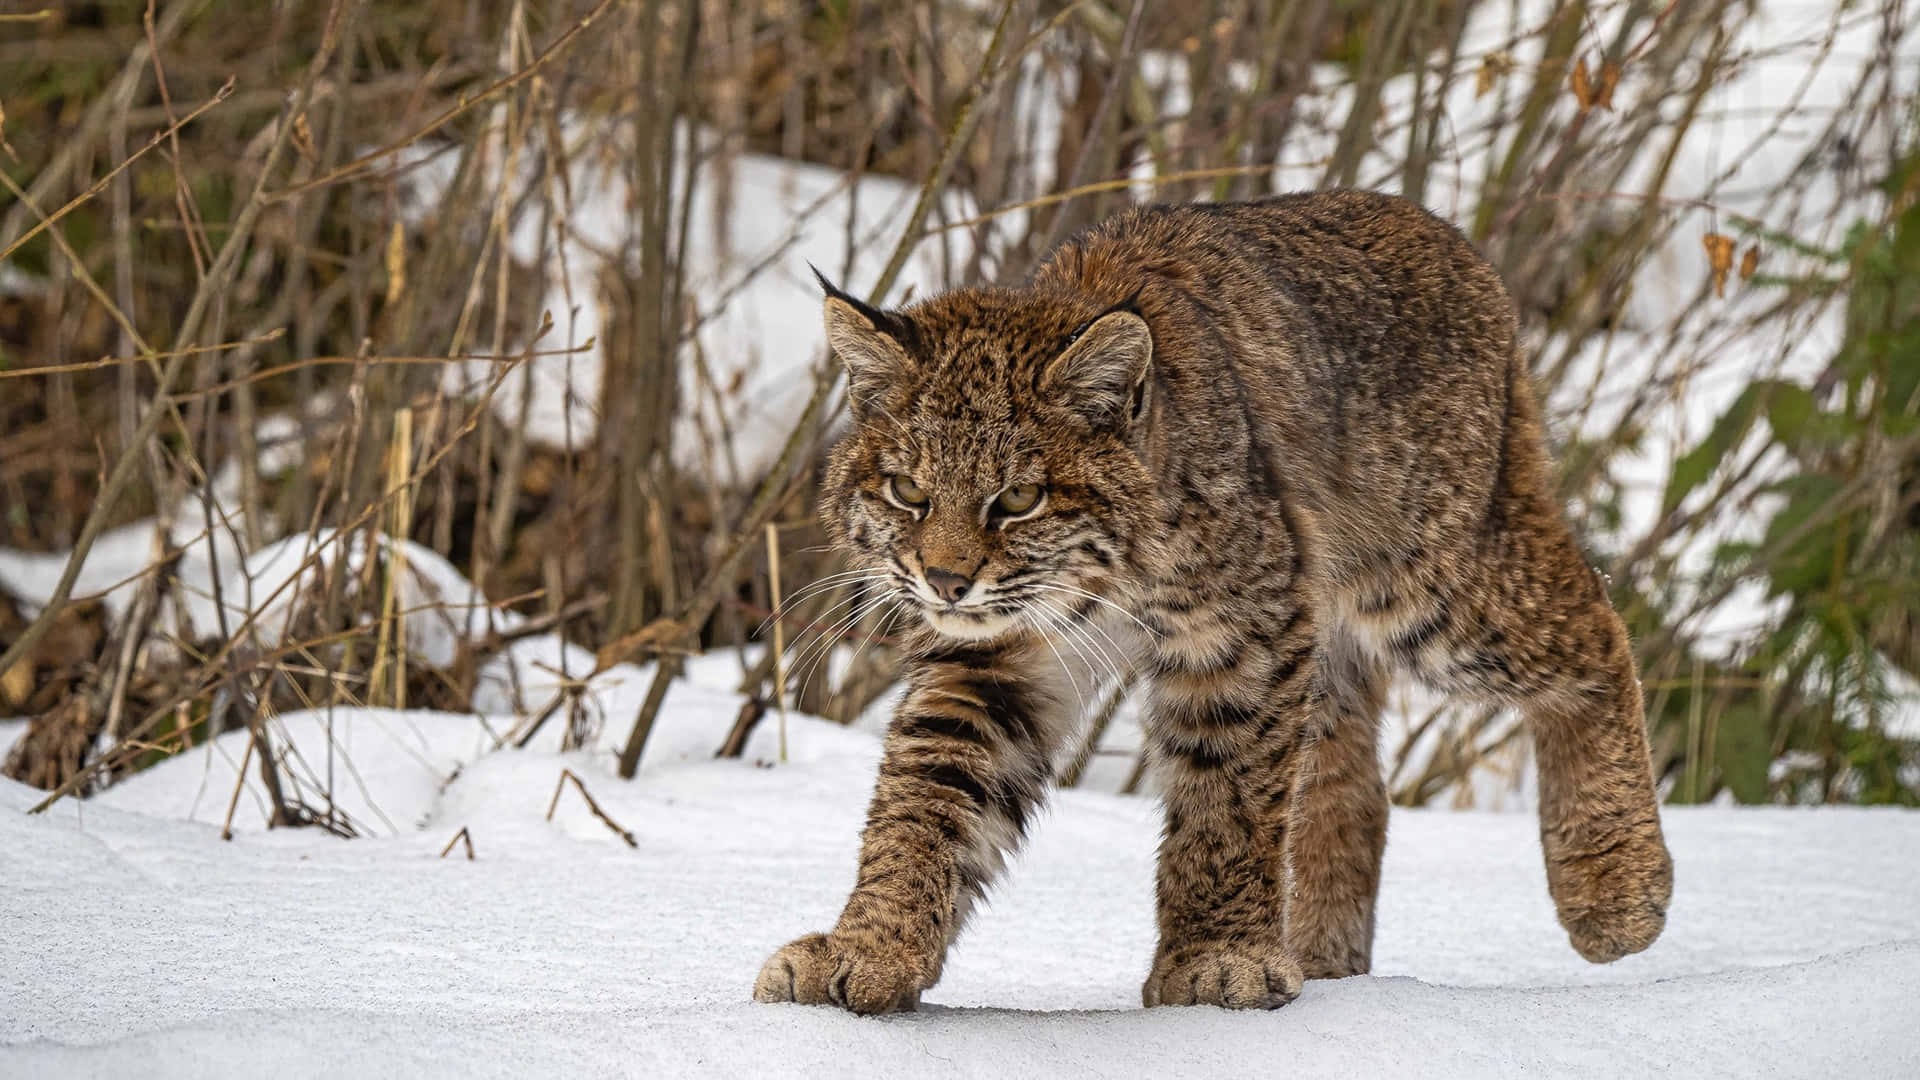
[[923, 567, 973, 604]]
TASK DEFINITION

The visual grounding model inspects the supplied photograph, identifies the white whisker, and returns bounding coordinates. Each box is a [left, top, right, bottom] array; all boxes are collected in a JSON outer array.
[[778, 564, 890, 596], [758, 571, 892, 633], [1052, 597, 1135, 682], [767, 586, 872, 647], [1022, 581, 1162, 640], [1036, 597, 1125, 693], [1041, 597, 1126, 691], [785, 592, 892, 699], [1023, 600, 1087, 720], [812, 598, 907, 709], [795, 590, 891, 671]]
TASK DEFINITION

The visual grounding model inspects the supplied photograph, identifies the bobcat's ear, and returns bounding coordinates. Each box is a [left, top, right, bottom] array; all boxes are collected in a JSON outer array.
[[1042, 309, 1153, 431], [816, 268, 915, 420]]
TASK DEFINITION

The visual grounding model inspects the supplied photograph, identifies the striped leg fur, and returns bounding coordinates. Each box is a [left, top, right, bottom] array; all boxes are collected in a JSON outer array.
[[753, 639, 1072, 1014]]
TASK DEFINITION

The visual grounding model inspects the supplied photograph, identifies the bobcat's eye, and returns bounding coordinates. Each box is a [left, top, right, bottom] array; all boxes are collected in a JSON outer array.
[[888, 474, 929, 509], [992, 483, 1044, 517]]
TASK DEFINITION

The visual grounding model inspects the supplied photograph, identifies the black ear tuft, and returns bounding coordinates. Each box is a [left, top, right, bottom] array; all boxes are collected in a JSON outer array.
[[810, 265, 910, 345], [819, 272, 921, 421], [809, 262, 847, 300]]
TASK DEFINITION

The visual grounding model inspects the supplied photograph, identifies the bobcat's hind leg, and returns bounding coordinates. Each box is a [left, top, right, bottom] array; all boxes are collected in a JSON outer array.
[[1284, 635, 1388, 979], [1406, 549, 1671, 961], [1514, 589, 1672, 963], [1398, 390, 1673, 964]]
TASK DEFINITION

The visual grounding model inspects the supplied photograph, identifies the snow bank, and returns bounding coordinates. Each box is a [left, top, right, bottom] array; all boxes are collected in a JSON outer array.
[[4, 705, 1917, 1076], [0, 523, 515, 672]]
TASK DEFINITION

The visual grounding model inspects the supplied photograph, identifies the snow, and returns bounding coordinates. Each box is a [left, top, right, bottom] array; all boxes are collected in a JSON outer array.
[[3, 509, 1916, 1072], [6, 697, 1920, 1077]]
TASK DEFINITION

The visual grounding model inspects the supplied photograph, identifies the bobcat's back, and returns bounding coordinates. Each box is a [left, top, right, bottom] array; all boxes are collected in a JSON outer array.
[[1030, 191, 1527, 612]]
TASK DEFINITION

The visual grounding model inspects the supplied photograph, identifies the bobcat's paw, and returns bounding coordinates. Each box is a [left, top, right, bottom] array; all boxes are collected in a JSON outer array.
[[1142, 942, 1304, 1009], [1545, 827, 1674, 963], [1293, 949, 1369, 981], [752, 933, 928, 1015]]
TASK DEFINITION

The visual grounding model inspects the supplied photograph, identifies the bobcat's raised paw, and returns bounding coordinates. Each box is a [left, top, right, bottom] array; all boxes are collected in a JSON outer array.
[[1142, 942, 1304, 1009], [1546, 827, 1674, 963], [752, 932, 927, 1015]]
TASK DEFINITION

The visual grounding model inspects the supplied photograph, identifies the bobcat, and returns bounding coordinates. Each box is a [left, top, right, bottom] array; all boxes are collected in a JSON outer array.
[[753, 191, 1673, 1014]]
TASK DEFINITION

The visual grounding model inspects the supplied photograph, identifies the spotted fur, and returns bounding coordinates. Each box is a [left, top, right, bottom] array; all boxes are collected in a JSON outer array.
[[753, 191, 1673, 1014]]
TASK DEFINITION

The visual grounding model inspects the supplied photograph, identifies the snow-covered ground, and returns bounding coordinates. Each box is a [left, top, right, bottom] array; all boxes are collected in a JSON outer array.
[[5, 688, 1918, 1078]]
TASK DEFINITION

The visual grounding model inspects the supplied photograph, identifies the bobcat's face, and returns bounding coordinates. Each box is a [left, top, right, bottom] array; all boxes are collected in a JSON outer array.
[[818, 283, 1157, 642], [832, 406, 1117, 642]]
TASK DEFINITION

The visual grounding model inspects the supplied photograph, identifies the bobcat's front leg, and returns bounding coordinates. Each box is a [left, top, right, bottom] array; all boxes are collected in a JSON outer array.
[[754, 640, 1063, 1014], [1141, 604, 1319, 1009]]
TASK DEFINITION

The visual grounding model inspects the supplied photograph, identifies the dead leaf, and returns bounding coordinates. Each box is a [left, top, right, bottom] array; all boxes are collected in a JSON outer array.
[[2, 695, 93, 791], [1571, 57, 1596, 111], [1739, 245, 1761, 281], [1476, 51, 1514, 99], [384, 221, 406, 305], [290, 111, 317, 164], [1702, 233, 1736, 298]]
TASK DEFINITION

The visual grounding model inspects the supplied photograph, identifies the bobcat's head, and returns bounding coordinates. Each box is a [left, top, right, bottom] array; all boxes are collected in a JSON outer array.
[[818, 274, 1157, 642]]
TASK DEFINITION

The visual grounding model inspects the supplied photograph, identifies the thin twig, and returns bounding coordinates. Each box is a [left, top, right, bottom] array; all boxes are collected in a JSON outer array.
[[267, 0, 622, 202], [545, 768, 638, 847], [439, 825, 476, 860], [0, 78, 234, 267], [219, 727, 258, 842], [26, 336, 538, 814]]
